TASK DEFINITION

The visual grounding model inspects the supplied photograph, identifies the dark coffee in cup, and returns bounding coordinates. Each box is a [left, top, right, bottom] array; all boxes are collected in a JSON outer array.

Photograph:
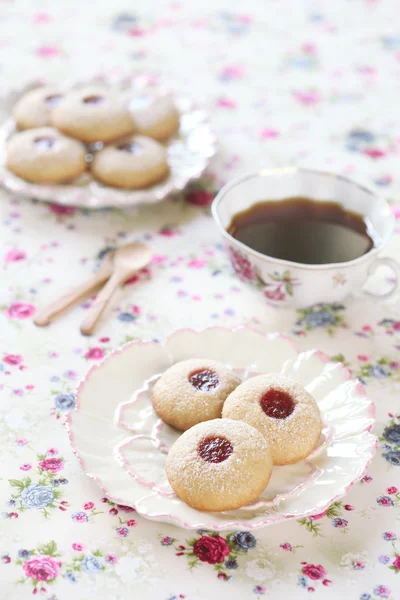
[[227, 197, 378, 265]]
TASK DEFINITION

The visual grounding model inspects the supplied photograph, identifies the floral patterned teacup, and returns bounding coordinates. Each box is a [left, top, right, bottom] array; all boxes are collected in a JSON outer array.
[[212, 168, 400, 308]]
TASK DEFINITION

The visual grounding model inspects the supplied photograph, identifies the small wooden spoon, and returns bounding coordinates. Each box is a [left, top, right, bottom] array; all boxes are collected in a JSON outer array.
[[34, 251, 114, 327], [80, 242, 152, 336]]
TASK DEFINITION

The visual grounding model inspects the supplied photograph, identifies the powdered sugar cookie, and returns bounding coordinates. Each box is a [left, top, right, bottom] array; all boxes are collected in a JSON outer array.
[[130, 93, 180, 141], [52, 85, 134, 143], [13, 86, 65, 130], [166, 418, 272, 511], [90, 134, 169, 189], [222, 374, 322, 465], [152, 359, 241, 431], [6, 127, 87, 184]]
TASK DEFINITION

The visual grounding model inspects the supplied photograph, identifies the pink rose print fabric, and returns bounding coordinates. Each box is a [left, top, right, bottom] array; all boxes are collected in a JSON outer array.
[[1, 1, 400, 599]]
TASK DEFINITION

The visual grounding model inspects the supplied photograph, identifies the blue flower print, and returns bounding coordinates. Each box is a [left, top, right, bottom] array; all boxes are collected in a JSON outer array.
[[383, 424, 400, 444], [55, 393, 76, 412], [369, 365, 389, 379], [305, 310, 336, 328], [231, 531, 256, 551], [118, 312, 136, 322], [383, 36, 400, 50], [53, 478, 69, 486], [81, 555, 103, 574], [383, 450, 400, 466], [348, 129, 375, 143], [20, 484, 54, 509], [225, 558, 238, 569], [112, 13, 137, 30]]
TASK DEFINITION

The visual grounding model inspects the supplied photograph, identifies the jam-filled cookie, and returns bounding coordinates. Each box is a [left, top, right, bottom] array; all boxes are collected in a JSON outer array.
[[166, 418, 272, 511], [52, 85, 134, 143], [129, 93, 180, 141], [13, 86, 65, 130], [222, 374, 322, 465], [152, 359, 241, 431], [90, 134, 169, 189], [6, 127, 87, 184]]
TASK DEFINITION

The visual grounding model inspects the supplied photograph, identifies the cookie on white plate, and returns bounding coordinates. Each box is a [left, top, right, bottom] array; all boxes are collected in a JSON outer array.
[[52, 85, 134, 143], [152, 358, 241, 431], [13, 86, 65, 130], [90, 134, 169, 189], [223, 374, 322, 465], [6, 127, 87, 184], [166, 418, 273, 512], [129, 93, 180, 141]]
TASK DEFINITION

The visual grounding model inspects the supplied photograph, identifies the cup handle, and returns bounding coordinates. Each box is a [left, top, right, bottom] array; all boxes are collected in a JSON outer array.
[[359, 257, 400, 301]]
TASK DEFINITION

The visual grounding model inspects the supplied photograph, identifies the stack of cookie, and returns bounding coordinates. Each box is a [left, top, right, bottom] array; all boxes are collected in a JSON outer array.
[[6, 85, 180, 188]]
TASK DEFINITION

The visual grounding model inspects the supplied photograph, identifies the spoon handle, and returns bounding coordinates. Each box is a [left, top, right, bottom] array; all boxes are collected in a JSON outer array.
[[34, 264, 113, 327], [80, 271, 123, 336]]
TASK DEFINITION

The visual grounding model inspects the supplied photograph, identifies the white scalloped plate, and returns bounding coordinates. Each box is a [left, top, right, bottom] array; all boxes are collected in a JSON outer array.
[[66, 327, 377, 531], [0, 76, 216, 208]]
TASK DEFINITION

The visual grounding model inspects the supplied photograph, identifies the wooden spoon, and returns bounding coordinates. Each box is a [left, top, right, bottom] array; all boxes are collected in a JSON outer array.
[[34, 251, 114, 327], [80, 242, 152, 336]]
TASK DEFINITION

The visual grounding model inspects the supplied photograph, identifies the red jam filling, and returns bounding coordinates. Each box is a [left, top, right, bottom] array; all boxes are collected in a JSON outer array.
[[34, 137, 56, 150], [260, 389, 295, 419], [117, 142, 142, 154], [189, 369, 219, 391], [45, 94, 62, 107], [83, 95, 104, 104], [198, 436, 233, 463]]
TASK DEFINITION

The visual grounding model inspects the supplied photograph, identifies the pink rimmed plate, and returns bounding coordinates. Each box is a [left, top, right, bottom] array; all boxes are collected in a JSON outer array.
[[66, 327, 377, 531], [0, 76, 216, 209]]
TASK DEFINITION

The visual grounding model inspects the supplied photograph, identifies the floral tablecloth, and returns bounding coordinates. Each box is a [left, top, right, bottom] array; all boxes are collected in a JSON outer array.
[[1, 1, 400, 599]]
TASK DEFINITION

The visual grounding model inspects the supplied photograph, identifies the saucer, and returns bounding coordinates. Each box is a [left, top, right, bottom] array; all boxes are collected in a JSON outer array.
[[66, 327, 376, 531], [0, 76, 216, 209]]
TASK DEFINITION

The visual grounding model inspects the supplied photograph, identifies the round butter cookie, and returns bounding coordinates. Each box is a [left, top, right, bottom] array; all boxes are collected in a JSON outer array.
[[222, 374, 322, 465], [130, 93, 179, 141], [152, 358, 241, 431], [6, 127, 87, 184], [52, 85, 134, 143], [90, 134, 169, 189], [166, 418, 273, 511], [13, 86, 64, 130]]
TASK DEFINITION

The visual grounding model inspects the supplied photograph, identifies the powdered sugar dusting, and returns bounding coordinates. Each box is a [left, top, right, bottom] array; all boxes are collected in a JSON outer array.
[[223, 374, 322, 466], [166, 418, 272, 511], [152, 358, 241, 431]]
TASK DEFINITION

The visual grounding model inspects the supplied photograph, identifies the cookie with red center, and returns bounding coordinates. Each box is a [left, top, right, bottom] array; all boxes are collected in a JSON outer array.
[[13, 86, 65, 130], [222, 374, 322, 465], [152, 359, 241, 431], [52, 85, 134, 143], [165, 418, 272, 511], [90, 134, 169, 189], [129, 93, 180, 141], [6, 127, 86, 184]]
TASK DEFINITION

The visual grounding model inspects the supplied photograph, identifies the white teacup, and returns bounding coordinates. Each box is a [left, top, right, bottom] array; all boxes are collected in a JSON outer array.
[[212, 168, 400, 308]]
